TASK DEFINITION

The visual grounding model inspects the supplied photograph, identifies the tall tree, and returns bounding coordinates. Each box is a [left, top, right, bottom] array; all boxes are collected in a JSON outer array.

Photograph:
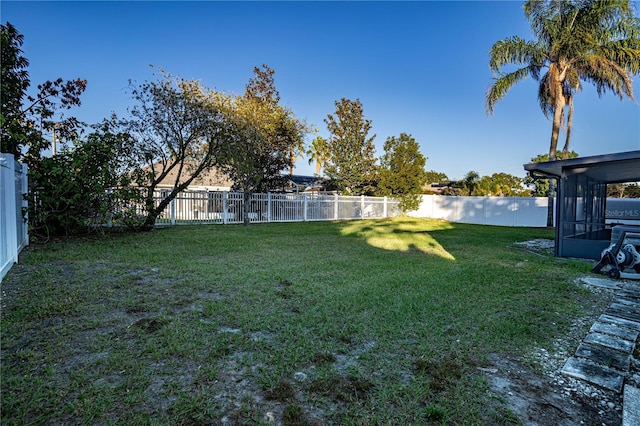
[[218, 65, 307, 225], [1, 22, 29, 156], [244, 63, 280, 104], [324, 98, 378, 195], [1, 22, 86, 164], [307, 135, 329, 176], [525, 151, 579, 197], [474, 173, 531, 197], [444, 171, 480, 196], [377, 133, 428, 212], [622, 183, 640, 198], [607, 183, 626, 198], [424, 170, 449, 184], [122, 71, 233, 229], [244, 64, 305, 177], [485, 0, 640, 226]]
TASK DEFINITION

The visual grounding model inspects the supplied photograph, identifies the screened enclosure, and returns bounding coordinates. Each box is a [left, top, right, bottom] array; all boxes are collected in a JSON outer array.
[[524, 151, 640, 259]]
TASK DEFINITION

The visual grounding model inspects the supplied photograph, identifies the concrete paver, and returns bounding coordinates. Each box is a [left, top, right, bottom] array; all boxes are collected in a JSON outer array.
[[590, 322, 640, 341], [611, 302, 640, 314], [574, 342, 630, 371], [583, 332, 635, 353], [574, 278, 640, 425], [579, 276, 621, 289], [623, 385, 640, 426], [599, 314, 640, 332], [617, 289, 640, 300], [605, 307, 640, 324], [561, 357, 624, 392]]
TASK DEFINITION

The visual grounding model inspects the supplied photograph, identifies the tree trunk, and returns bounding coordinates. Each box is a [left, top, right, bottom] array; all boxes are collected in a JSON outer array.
[[546, 180, 556, 227], [243, 190, 251, 226], [142, 211, 158, 230], [546, 90, 565, 227], [142, 188, 158, 230], [562, 95, 574, 159]]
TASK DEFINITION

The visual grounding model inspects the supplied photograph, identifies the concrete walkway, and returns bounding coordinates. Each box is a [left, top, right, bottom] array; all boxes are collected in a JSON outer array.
[[561, 277, 640, 425]]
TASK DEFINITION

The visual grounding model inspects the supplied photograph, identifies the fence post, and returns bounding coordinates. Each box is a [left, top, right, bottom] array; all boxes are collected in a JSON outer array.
[[170, 197, 176, 226], [267, 192, 272, 222], [223, 191, 229, 225], [361, 195, 365, 219], [334, 193, 339, 220], [18, 162, 28, 248], [383, 196, 388, 218], [302, 193, 307, 221]]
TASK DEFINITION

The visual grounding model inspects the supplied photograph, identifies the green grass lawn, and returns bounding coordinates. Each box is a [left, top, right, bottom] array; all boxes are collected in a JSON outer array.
[[1, 217, 606, 425]]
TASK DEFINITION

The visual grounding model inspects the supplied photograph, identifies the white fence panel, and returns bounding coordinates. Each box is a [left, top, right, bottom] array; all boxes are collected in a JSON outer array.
[[513, 197, 550, 227], [336, 195, 361, 220], [270, 193, 303, 222], [409, 195, 551, 227], [149, 190, 400, 226], [431, 195, 460, 221], [456, 197, 486, 225], [305, 194, 337, 221], [484, 197, 517, 226], [1, 153, 28, 282]]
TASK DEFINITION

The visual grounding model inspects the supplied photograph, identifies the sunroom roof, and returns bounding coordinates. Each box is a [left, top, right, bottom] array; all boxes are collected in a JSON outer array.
[[523, 150, 640, 184]]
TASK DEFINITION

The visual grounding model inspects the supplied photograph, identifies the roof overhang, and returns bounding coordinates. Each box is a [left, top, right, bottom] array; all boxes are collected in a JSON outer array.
[[523, 150, 640, 184]]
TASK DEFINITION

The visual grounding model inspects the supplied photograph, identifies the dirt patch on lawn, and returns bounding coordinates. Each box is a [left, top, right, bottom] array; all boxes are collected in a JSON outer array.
[[484, 352, 623, 426]]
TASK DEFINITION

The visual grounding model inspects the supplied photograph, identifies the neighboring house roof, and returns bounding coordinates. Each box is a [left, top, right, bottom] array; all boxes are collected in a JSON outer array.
[[288, 174, 326, 187], [149, 164, 329, 193], [152, 162, 234, 191], [285, 174, 330, 192], [423, 183, 449, 194]]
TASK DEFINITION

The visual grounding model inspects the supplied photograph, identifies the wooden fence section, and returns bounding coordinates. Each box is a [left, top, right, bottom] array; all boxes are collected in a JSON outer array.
[[1, 153, 28, 281], [151, 191, 402, 226]]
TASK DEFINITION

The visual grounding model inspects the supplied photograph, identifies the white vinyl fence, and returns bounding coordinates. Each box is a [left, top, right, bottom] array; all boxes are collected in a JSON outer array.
[[407, 195, 639, 227], [120, 192, 559, 228], [1, 153, 28, 281], [133, 191, 402, 226], [408, 194, 552, 227]]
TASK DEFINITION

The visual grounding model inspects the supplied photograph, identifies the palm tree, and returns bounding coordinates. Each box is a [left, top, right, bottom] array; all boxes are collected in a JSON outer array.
[[288, 139, 305, 176], [486, 0, 640, 226], [538, 72, 580, 159], [306, 135, 329, 176]]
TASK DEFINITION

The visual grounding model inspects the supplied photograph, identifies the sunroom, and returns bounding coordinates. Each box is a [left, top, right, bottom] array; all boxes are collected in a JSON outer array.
[[524, 150, 640, 260]]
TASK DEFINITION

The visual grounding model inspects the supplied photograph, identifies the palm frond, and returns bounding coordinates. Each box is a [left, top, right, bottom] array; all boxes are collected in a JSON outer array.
[[489, 37, 547, 74], [485, 67, 532, 115], [578, 53, 636, 99], [537, 73, 555, 119]]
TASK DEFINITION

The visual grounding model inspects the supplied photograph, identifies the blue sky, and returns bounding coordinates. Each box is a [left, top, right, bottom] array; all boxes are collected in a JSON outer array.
[[2, 1, 639, 180]]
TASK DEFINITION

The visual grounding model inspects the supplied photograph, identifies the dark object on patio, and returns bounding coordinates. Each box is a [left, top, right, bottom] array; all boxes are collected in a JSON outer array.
[[592, 225, 640, 280]]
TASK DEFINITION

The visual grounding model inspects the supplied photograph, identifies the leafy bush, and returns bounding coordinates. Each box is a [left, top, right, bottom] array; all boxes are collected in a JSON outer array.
[[28, 125, 143, 240]]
